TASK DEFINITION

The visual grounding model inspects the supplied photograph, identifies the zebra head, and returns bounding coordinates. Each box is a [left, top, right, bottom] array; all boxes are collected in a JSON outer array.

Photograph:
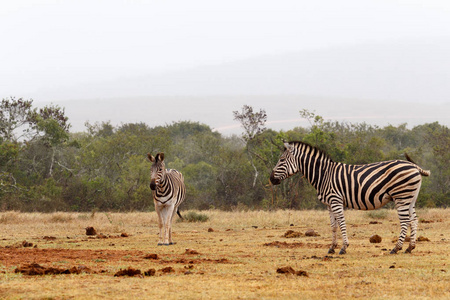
[[148, 152, 166, 191], [270, 142, 299, 185]]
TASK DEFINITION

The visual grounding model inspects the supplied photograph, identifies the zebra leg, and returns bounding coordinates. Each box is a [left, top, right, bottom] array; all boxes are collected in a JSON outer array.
[[391, 202, 410, 254], [327, 206, 339, 254], [168, 206, 178, 245], [162, 204, 175, 245], [154, 200, 164, 245], [330, 201, 349, 254], [405, 199, 419, 253]]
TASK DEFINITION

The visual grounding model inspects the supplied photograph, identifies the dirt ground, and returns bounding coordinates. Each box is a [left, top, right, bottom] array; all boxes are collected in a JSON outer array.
[[0, 210, 449, 299]]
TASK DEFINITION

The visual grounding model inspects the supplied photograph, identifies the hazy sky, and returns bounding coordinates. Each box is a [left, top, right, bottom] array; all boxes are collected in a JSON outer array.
[[2, 0, 450, 100]]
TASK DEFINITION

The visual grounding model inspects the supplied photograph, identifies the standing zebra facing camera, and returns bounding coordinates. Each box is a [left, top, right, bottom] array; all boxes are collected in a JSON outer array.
[[148, 153, 186, 246], [270, 141, 430, 255]]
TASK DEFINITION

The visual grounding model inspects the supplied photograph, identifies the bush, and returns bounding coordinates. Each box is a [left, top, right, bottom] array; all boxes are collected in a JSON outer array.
[[182, 211, 209, 222]]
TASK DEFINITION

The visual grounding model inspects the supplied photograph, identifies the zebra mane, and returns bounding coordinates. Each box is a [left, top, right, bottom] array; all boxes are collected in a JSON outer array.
[[289, 141, 334, 162]]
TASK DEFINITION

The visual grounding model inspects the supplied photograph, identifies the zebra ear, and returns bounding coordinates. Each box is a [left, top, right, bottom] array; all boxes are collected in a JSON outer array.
[[283, 142, 292, 150], [147, 153, 155, 162], [157, 152, 165, 162]]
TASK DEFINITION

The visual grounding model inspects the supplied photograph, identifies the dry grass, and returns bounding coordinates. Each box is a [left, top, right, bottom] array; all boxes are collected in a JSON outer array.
[[0, 209, 449, 299]]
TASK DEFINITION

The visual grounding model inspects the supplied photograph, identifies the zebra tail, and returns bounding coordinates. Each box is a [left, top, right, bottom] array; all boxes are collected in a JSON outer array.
[[177, 208, 184, 220], [404, 153, 431, 177]]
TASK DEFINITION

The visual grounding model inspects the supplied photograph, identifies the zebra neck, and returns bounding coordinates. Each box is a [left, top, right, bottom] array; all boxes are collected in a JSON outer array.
[[298, 148, 334, 192], [155, 175, 171, 196]]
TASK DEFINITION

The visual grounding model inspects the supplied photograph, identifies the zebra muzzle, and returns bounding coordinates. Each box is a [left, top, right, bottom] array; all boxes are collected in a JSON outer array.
[[270, 172, 281, 185], [150, 180, 156, 190]]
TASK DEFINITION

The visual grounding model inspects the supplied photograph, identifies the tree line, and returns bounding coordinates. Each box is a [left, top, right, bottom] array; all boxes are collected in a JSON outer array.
[[1, 97, 448, 212]]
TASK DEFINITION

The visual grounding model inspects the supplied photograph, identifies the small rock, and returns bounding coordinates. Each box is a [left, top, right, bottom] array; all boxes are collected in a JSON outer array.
[[144, 268, 156, 276], [207, 228, 214, 232], [369, 235, 382, 243], [144, 253, 158, 260], [160, 267, 174, 273], [305, 229, 320, 237], [85, 227, 97, 236], [276, 266, 308, 277], [22, 241, 33, 247], [185, 248, 199, 255], [277, 266, 296, 274], [114, 267, 141, 277]]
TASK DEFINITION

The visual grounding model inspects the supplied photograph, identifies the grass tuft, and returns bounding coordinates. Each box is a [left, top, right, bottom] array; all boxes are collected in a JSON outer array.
[[0, 211, 21, 224], [48, 213, 74, 223], [365, 209, 388, 219]]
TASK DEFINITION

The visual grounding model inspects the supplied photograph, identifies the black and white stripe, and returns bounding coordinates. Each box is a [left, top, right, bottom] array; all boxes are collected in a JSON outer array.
[[270, 141, 430, 254], [148, 152, 186, 245]]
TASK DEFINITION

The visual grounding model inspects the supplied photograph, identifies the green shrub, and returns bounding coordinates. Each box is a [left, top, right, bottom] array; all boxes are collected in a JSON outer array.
[[182, 211, 209, 222]]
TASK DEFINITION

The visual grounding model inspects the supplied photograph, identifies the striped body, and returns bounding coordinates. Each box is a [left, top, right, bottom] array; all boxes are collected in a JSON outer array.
[[270, 141, 430, 254], [148, 153, 186, 245]]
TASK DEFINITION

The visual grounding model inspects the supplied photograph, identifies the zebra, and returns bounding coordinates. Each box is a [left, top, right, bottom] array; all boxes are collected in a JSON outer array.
[[270, 141, 430, 255], [148, 152, 186, 245]]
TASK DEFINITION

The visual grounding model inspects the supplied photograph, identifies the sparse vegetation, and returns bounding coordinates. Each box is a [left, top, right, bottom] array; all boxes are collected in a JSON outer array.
[[0, 209, 448, 299], [1, 99, 448, 212]]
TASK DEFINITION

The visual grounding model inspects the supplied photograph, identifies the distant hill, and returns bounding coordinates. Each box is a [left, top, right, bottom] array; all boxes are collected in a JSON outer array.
[[35, 38, 450, 104], [40, 95, 450, 135], [32, 38, 450, 134]]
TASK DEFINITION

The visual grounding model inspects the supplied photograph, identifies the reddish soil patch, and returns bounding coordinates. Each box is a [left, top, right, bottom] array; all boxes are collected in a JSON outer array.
[[15, 263, 93, 275], [0, 247, 233, 275], [174, 258, 230, 264], [264, 241, 304, 248], [0, 248, 147, 270], [264, 241, 329, 249]]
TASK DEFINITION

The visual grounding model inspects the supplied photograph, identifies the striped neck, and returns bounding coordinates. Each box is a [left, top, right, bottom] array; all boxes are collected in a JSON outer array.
[[292, 142, 334, 191]]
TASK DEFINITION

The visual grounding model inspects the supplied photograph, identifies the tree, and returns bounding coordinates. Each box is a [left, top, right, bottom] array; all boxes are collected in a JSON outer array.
[[233, 105, 267, 142], [233, 105, 267, 187]]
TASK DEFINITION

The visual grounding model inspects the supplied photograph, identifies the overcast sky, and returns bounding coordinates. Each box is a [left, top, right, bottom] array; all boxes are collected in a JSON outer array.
[[2, 0, 450, 101]]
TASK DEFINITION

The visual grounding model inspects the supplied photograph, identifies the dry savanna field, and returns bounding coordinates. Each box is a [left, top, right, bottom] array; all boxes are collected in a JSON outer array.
[[0, 209, 449, 299]]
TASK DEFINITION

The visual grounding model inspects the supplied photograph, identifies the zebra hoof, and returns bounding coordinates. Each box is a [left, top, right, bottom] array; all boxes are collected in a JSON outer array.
[[405, 246, 414, 254], [390, 249, 398, 254], [328, 248, 335, 254], [169, 242, 176, 245], [339, 249, 346, 255]]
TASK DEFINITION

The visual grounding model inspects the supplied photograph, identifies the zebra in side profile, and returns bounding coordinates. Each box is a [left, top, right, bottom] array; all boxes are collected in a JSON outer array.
[[148, 152, 186, 245], [270, 141, 430, 255]]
